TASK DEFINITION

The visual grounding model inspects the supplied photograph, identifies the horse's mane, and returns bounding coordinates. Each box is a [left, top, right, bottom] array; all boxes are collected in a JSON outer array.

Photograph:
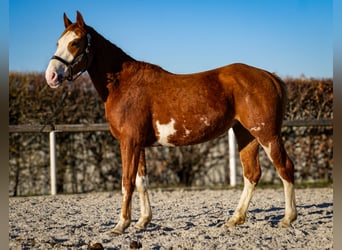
[[123, 61, 166, 74], [120, 61, 170, 84]]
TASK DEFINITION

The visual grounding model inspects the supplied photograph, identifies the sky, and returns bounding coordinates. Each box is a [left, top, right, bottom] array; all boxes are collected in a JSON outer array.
[[9, 0, 332, 78]]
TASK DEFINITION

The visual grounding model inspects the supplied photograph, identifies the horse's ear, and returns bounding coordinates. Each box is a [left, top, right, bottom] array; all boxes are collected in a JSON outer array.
[[76, 11, 85, 28], [63, 13, 72, 28]]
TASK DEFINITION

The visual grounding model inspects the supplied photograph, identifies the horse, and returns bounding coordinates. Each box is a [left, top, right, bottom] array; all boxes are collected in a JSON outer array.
[[45, 11, 297, 234]]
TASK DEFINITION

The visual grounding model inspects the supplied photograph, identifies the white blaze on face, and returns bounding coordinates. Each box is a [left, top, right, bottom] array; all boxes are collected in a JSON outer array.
[[156, 118, 177, 146], [56, 31, 78, 62], [45, 31, 78, 86]]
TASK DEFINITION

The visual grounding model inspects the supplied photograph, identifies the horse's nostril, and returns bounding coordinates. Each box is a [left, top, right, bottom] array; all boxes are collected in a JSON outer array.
[[45, 71, 58, 83], [51, 72, 57, 81]]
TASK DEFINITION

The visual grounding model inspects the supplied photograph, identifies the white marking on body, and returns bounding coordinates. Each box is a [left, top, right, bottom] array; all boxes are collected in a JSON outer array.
[[135, 174, 152, 225], [250, 122, 265, 132], [156, 118, 177, 146], [236, 176, 256, 212], [200, 117, 210, 126], [227, 176, 256, 226], [121, 183, 128, 203], [119, 183, 130, 220], [250, 126, 261, 132], [135, 174, 149, 192], [281, 177, 296, 213], [279, 176, 297, 226], [113, 182, 132, 233], [261, 142, 273, 163]]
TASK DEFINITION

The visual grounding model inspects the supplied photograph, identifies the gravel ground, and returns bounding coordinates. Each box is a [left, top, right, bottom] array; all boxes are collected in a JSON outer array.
[[9, 187, 333, 249]]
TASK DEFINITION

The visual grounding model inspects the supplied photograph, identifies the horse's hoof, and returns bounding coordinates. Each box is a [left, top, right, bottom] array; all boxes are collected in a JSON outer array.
[[134, 223, 146, 230], [278, 213, 297, 228], [278, 222, 290, 228], [134, 218, 151, 230], [112, 224, 127, 235], [225, 217, 245, 227], [225, 221, 236, 228], [112, 228, 124, 235], [278, 219, 291, 228], [112, 219, 131, 235]]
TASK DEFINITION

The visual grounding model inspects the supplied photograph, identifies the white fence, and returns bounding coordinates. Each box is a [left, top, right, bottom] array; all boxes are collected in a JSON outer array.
[[9, 119, 333, 195]]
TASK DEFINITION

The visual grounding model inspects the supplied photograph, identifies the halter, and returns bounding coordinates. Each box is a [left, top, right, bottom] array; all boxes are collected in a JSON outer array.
[[51, 33, 91, 82]]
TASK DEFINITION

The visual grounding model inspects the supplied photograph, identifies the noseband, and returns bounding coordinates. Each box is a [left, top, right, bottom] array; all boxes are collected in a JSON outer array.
[[51, 33, 91, 82]]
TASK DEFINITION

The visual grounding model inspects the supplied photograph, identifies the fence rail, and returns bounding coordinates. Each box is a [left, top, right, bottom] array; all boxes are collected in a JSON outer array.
[[9, 123, 110, 133], [8, 119, 333, 133], [9, 119, 333, 195]]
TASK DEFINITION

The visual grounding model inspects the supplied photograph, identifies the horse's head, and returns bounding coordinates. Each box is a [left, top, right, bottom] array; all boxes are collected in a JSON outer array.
[[45, 11, 92, 88]]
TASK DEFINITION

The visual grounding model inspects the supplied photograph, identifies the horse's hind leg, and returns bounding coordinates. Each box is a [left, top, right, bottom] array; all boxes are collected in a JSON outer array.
[[134, 149, 152, 229], [258, 136, 297, 227], [226, 123, 261, 227]]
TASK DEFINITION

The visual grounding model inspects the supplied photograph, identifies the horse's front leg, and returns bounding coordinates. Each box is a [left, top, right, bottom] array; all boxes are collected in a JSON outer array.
[[113, 138, 141, 235], [134, 149, 152, 229]]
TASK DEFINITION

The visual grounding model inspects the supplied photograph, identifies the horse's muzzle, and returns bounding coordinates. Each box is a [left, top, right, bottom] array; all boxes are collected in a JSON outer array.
[[45, 71, 64, 88]]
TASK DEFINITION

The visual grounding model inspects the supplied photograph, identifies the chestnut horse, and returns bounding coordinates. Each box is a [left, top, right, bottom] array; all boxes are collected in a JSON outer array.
[[45, 11, 297, 234]]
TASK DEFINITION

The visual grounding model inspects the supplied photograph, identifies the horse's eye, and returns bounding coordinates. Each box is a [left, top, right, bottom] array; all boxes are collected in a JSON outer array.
[[71, 41, 80, 47]]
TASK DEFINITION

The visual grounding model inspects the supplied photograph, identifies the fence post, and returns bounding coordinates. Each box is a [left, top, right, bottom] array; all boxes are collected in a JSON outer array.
[[49, 131, 57, 195], [228, 128, 237, 187]]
